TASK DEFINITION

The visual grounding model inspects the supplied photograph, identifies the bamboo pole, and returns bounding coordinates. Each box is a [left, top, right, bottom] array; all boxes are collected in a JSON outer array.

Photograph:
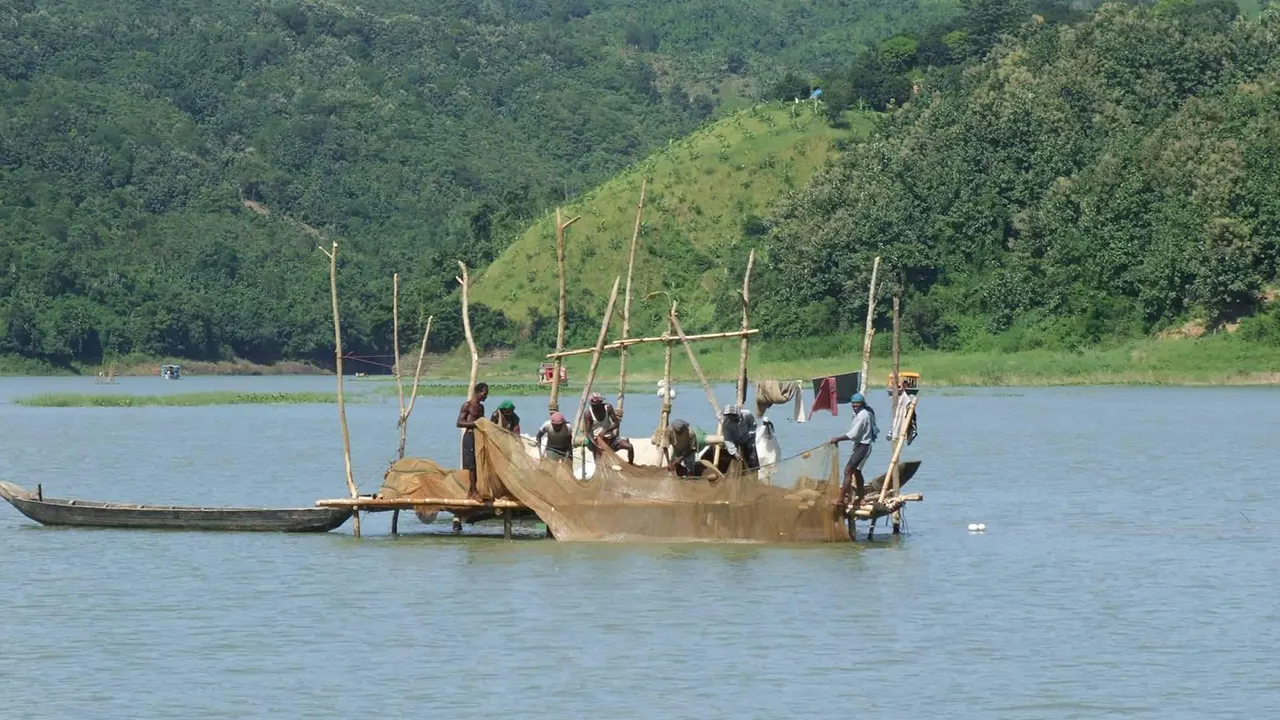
[[392, 277, 433, 538], [457, 262, 478, 401], [546, 329, 759, 358], [891, 288, 902, 534], [877, 397, 917, 504], [317, 497, 524, 510], [457, 261, 478, 477], [736, 249, 755, 407], [549, 209, 580, 413], [655, 305, 676, 458], [670, 306, 726, 472], [617, 180, 646, 414], [319, 241, 360, 538], [669, 307, 721, 417], [571, 277, 622, 449], [391, 273, 403, 536], [859, 256, 881, 396], [398, 315, 433, 460]]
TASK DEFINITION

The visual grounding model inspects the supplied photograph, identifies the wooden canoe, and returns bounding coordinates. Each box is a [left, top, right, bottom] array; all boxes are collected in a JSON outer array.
[[0, 481, 351, 533]]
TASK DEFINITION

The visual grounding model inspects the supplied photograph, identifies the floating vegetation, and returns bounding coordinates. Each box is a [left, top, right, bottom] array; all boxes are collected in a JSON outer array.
[[14, 392, 344, 408]]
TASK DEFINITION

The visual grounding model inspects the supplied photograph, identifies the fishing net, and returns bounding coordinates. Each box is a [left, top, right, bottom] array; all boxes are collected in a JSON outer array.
[[379, 420, 849, 542]]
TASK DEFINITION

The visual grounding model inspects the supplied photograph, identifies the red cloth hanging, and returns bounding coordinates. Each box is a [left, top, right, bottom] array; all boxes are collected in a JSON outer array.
[[808, 376, 838, 419]]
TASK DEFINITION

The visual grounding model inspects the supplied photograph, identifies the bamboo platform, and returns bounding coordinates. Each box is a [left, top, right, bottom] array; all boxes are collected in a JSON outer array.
[[315, 496, 531, 538]]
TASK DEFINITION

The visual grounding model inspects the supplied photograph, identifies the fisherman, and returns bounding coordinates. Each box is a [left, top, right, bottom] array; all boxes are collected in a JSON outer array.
[[535, 412, 574, 461], [455, 382, 489, 499], [490, 400, 521, 435], [665, 419, 704, 477], [829, 392, 878, 508], [720, 405, 760, 470], [584, 392, 635, 465]]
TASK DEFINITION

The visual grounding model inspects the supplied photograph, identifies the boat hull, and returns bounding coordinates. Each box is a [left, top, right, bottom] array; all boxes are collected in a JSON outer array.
[[0, 482, 351, 533]]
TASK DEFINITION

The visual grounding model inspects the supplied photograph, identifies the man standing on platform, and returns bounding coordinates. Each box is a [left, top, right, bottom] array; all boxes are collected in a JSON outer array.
[[456, 382, 489, 499], [829, 392, 878, 508]]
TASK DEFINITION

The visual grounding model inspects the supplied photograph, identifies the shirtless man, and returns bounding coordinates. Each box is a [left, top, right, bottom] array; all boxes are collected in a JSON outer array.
[[456, 382, 489, 499], [583, 392, 634, 464]]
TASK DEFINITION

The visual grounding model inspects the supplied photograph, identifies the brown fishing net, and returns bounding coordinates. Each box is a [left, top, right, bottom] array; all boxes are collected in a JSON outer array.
[[382, 420, 850, 542]]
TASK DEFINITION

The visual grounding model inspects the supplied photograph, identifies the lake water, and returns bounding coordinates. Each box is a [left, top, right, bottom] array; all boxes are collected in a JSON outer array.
[[2, 376, 1278, 718]]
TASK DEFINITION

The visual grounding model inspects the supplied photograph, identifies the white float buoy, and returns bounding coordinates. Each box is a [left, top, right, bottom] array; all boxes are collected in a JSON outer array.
[[977, 523, 986, 532], [967, 523, 979, 532]]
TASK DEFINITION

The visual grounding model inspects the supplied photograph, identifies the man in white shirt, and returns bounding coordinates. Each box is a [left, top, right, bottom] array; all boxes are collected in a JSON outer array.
[[829, 392, 876, 508]]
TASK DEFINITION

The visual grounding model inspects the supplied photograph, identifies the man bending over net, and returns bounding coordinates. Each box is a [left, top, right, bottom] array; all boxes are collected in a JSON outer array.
[[585, 393, 634, 465]]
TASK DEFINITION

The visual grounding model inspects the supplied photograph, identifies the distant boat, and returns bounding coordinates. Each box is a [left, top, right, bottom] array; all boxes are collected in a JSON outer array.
[[160, 364, 181, 380], [0, 482, 351, 533]]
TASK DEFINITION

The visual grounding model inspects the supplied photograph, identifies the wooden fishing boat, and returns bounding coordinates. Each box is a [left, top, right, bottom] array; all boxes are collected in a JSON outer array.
[[0, 482, 351, 533]]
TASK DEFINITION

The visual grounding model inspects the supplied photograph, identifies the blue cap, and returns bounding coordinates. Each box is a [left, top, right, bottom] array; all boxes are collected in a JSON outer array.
[[851, 393, 865, 404]]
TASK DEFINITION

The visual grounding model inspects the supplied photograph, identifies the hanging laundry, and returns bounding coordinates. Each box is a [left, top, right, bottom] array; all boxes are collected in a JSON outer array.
[[809, 376, 838, 419]]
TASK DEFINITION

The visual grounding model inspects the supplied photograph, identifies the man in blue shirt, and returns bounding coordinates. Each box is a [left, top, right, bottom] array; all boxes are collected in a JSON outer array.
[[829, 393, 876, 508]]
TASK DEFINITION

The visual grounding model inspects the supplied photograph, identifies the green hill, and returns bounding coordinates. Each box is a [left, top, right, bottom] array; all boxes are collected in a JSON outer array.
[[472, 103, 868, 343], [0, 0, 957, 371], [754, 1, 1280, 352]]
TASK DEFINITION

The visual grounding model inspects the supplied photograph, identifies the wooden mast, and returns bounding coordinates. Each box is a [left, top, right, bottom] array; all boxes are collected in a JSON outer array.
[[319, 241, 359, 538], [736, 249, 755, 407], [549, 209, 580, 414], [617, 180, 646, 415], [858, 256, 881, 396]]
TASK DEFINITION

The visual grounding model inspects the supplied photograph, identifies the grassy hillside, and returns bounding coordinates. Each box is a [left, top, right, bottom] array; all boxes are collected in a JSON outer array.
[[472, 103, 869, 342]]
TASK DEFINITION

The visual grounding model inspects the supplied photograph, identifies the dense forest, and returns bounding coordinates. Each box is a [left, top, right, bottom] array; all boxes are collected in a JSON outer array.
[[4, 0, 1279, 371], [0, 0, 955, 368], [752, 0, 1280, 351]]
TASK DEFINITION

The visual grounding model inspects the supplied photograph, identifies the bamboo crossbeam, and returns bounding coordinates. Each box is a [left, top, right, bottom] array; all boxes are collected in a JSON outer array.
[[546, 329, 759, 359], [317, 497, 525, 510]]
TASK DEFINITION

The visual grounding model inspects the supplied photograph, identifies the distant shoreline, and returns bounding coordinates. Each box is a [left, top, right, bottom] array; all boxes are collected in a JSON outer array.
[[4, 336, 1279, 388]]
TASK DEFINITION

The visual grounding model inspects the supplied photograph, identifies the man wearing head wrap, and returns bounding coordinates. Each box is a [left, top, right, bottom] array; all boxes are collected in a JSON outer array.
[[584, 392, 634, 464], [829, 392, 878, 508], [489, 400, 521, 435], [536, 412, 573, 461], [664, 419, 705, 477], [720, 405, 760, 470]]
